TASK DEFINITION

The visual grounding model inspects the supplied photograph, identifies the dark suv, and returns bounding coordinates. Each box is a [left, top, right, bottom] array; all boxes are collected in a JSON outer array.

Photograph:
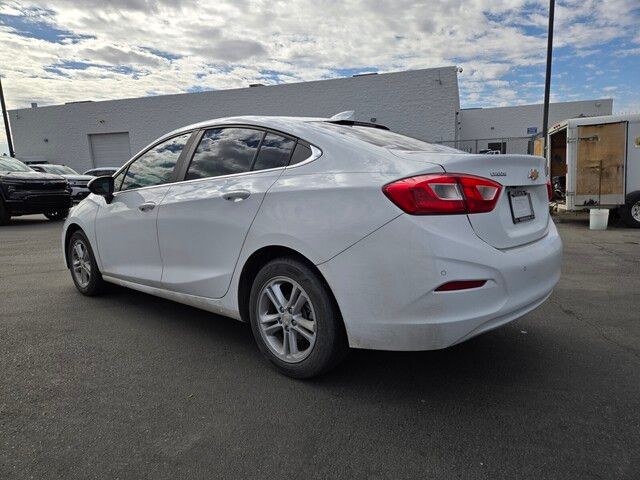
[[0, 157, 72, 225]]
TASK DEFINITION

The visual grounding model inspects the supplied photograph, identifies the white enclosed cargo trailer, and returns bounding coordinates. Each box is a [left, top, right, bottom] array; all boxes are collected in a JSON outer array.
[[544, 113, 640, 227]]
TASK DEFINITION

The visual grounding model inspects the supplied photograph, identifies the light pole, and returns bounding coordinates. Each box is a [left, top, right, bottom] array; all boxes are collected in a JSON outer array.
[[0, 76, 15, 157], [541, 0, 555, 158]]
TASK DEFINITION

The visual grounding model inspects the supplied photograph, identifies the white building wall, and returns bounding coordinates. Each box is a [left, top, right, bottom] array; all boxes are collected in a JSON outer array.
[[457, 99, 613, 154], [9, 67, 460, 173]]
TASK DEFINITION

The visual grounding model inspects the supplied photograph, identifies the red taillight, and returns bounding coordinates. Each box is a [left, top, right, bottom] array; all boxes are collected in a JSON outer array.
[[434, 280, 487, 292], [546, 180, 553, 201], [382, 174, 502, 215]]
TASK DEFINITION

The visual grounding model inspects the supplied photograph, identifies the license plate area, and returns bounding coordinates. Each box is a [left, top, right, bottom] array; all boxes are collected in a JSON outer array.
[[508, 189, 535, 223]]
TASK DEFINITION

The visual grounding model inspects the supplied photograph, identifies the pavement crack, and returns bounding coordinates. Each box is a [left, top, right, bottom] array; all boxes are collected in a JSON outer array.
[[591, 242, 640, 263], [550, 297, 640, 363]]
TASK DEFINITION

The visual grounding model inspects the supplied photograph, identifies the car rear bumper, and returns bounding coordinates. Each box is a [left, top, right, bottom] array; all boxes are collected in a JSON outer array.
[[318, 214, 562, 351]]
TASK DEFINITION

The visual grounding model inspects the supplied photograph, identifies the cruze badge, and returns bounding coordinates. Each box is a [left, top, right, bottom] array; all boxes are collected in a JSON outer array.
[[490, 171, 507, 177], [528, 169, 539, 181]]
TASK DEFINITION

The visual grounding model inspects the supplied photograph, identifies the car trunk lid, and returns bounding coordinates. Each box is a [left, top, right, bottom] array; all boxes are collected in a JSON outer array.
[[391, 151, 549, 249]]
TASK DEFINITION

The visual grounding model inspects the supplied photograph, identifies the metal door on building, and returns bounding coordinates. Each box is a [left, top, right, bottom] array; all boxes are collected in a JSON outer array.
[[88, 132, 131, 168]]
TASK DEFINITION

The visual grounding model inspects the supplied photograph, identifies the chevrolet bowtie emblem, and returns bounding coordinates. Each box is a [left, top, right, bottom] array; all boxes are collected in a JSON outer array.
[[528, 169, 539, 181]]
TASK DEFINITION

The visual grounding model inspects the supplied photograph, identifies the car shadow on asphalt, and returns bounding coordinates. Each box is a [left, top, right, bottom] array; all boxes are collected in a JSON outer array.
[[101, 282, 545, 394]]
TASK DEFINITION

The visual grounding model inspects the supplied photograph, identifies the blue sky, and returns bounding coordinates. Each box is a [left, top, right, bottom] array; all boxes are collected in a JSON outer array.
[[1, 0, 639, 154]]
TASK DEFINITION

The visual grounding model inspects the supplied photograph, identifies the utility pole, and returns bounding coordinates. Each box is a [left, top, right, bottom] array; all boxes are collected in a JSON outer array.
[[541, 0, 555, 158], [0, 76, 15, 157]]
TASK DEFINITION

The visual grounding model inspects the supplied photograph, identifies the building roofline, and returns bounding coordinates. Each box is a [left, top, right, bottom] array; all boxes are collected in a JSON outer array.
[[9, 66, 458, 113], [460, 98, 613, 112]]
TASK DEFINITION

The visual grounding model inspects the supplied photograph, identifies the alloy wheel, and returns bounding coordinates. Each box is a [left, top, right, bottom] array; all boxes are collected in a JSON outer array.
[[257, 276, 317, 363], [71, 240, 92, 288]]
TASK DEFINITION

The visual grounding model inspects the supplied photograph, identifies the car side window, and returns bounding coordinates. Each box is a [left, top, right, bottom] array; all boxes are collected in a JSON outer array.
[[289, 142, 313, 165], [120, 133, 191, 191], [252, 133, 296, 171], [186, 128, 263, 180]]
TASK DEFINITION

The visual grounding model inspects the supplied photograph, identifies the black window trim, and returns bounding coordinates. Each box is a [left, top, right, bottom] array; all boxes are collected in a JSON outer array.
[[248, 130, 268, 171]]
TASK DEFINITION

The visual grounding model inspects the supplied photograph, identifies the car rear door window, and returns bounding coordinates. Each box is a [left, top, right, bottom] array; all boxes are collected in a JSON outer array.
[[186, 128, 263, 180], [252, 133, 296, 171], [120, 133, 191, 191]]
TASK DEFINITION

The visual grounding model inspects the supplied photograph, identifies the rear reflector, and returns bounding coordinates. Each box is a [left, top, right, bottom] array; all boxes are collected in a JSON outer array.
[[434, 280, 487, 292], [546, 180, 553, 201], [383, 174, 502, 215]]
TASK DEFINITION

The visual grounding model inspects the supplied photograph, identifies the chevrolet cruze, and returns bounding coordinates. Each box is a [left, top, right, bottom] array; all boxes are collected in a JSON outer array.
[[62, 114, 562, 378]]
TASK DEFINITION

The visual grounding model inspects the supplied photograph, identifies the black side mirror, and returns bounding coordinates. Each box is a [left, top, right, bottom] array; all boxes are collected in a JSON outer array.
[[88, 176, 114, 203]]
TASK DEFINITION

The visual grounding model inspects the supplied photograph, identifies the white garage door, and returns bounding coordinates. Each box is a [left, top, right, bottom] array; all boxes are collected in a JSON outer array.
[[89, 132, 132, 168]]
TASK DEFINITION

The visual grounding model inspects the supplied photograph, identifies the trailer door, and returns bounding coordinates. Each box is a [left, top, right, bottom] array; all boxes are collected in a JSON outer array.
[[575, 122, 626, 207]]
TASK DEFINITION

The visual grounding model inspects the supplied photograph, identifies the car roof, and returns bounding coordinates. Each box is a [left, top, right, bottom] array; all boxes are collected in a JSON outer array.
[[174, 115, 323, 131], [127, 114, 399, 170], [160, 115, 387, 144]]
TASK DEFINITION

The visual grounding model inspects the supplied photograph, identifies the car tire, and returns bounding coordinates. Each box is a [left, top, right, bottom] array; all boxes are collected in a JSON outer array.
[[45, 209, 70, 221], [0, 199, 10, 225], [67, 230, 104, 296], [248, 257, 348, 379], [620, 191, 640, 228]]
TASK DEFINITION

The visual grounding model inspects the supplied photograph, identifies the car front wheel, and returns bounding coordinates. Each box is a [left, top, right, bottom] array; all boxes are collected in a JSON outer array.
[[67, 231, 104, 296], [249, 257, 348, 379]]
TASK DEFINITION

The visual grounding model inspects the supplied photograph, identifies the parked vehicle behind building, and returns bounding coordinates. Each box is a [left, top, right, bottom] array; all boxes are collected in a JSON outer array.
[[544, 114, 640, 227], [30, 164, 93, 203], [0, 157, 72, 224], [62, 114, 562, 378]]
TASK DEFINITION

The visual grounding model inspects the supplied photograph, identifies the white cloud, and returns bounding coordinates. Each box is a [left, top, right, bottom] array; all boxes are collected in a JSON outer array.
[[0, 0, 638, 152]]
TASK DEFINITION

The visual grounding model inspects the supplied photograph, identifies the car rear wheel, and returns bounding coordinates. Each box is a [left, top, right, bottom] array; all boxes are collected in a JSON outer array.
[[249, 257, 348, 379], [45, 209, 69, 221], [68, 231, 104, 296], [620, 192, 640, 228], [0, 199, 10, 225]]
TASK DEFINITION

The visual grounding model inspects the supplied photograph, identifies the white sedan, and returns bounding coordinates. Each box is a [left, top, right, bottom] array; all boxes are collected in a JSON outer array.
[[62, 114, 562, 378]]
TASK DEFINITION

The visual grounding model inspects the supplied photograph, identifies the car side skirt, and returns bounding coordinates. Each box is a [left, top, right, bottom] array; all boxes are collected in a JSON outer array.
[[102, 275, 243, 321]]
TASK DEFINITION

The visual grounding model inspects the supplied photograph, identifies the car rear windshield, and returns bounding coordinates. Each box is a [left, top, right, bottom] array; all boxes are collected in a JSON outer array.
[[314, 123, 462, 153]]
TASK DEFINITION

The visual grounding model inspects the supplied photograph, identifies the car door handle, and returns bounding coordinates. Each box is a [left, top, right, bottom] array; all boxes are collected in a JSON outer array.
[[138, 201, 156, 212], [222, 190, 251, 202]]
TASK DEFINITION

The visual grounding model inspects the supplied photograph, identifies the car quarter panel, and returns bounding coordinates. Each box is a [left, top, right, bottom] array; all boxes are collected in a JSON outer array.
[[240, 171, 406, 265]]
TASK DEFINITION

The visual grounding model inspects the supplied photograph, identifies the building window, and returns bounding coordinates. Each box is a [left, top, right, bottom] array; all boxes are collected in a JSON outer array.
[[487, 142, 506, 154]]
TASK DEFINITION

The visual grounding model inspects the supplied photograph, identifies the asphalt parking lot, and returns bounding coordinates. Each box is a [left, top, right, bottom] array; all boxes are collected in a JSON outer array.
[[1, 214, 639, 479]]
